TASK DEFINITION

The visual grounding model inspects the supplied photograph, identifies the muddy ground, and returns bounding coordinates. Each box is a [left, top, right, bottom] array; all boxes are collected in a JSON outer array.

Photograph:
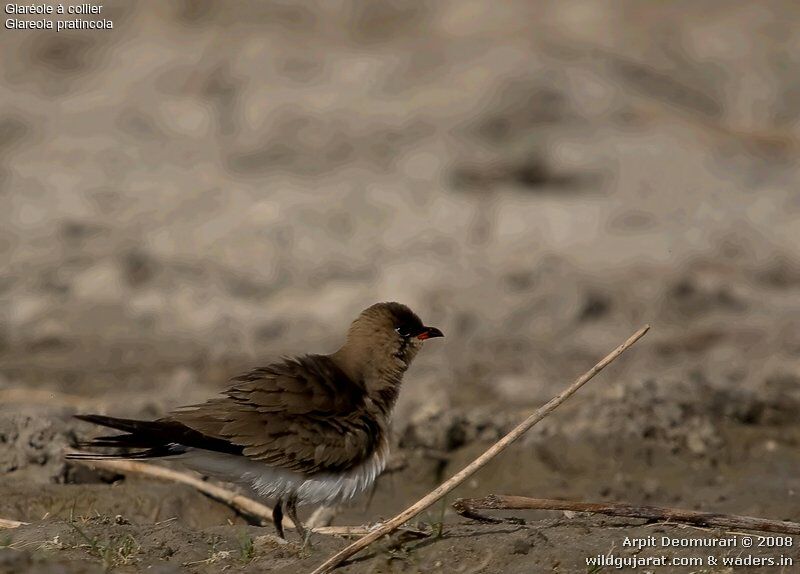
[[2, 1, 800, 572]]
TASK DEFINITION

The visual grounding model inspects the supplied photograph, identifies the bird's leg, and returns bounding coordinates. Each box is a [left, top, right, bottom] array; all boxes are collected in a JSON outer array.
[[273, 497, 285, 539], [285, 494, 309, 543]]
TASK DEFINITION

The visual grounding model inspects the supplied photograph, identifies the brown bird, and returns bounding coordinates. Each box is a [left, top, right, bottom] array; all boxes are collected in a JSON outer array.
[[67, 302, 443, 539]]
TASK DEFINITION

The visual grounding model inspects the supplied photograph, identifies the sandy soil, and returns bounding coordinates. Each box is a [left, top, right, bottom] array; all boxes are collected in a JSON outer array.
[[2, 1, 800, 572]]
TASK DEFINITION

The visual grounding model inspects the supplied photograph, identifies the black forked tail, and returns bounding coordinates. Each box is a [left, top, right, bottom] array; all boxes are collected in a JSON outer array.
[[67, 414, 242, 461]]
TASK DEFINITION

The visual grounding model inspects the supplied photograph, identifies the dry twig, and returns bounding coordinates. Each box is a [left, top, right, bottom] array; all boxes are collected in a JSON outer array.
[[453, 495, 800, 536], [309, 324, 650, 574], [68, 458, 290, 528], [0, 518, 27, 529], [67, 458, 416, 537]]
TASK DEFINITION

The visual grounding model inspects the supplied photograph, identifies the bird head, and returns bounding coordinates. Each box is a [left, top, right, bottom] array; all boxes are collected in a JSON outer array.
[[337, 302, 443, 383]]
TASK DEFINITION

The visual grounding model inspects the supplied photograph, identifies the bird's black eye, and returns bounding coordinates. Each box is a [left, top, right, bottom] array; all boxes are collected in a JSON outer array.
[[395, 325, 412, 338]]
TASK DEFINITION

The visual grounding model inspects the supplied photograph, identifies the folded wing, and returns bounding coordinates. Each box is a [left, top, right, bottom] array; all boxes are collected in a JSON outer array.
[[70, 355, 379, 475]]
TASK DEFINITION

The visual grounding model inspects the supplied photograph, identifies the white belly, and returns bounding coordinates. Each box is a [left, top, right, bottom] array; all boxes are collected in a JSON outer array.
[[176, 441, 389, 505]]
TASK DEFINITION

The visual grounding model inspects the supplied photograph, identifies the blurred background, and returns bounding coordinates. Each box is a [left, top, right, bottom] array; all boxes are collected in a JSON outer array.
[[2, 1, 800, 570]]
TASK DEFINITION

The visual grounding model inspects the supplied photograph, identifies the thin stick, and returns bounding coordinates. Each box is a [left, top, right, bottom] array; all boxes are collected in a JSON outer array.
[[69, 458, 295, 529], [453, 495, 800, 536], [0, 518, 27, 529], [309, 325, 650, 574], [67, 458, 421, 538]]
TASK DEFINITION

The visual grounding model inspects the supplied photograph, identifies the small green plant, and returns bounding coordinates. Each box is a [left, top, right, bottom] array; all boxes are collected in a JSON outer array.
[[115, 534, 140, 565], [420, 495, 448, 539], [237, 531, 255, 563], [207, 533, 222, 556], [434, 496, 448, 538], [68, 523, 140, 569], [69, 522, 101, 557]]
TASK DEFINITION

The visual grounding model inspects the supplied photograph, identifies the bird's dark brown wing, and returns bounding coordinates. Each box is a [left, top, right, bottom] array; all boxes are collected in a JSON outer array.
[[171, 355, 380, 474]]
